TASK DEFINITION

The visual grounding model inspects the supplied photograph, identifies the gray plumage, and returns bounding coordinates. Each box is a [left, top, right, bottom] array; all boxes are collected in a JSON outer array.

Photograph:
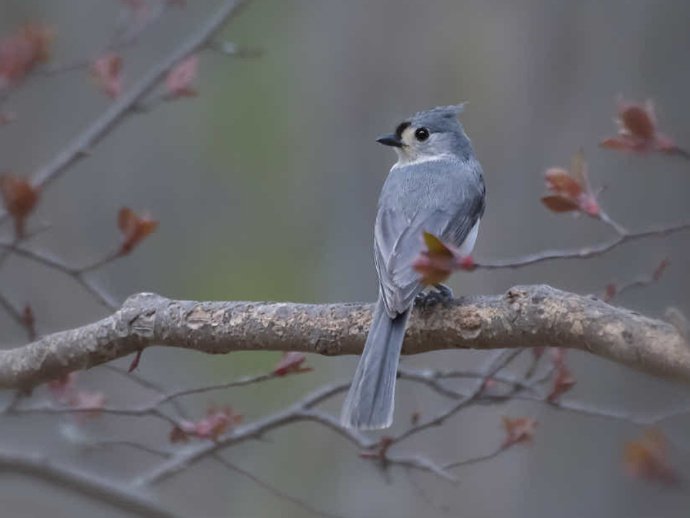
[[341, 104, 486, 429]]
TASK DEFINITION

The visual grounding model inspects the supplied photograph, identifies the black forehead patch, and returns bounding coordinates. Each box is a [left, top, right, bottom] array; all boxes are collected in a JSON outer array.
[[395, 121, 411, 139]]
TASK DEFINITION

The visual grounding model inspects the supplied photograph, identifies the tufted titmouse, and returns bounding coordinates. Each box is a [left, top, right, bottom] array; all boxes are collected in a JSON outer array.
[[341, 104, 486, 429]]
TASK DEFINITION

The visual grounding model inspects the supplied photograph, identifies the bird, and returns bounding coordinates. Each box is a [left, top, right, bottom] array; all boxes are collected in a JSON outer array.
[[340, 104, 486, 430]]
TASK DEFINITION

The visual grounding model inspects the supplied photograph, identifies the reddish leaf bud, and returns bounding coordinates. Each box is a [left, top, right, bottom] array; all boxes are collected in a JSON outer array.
[[165, 54, 198, 99], [0, 173, 39, 237], [90, 53, 124, 99], [272, 351, 312, 376], [117, 207, 158, 255]]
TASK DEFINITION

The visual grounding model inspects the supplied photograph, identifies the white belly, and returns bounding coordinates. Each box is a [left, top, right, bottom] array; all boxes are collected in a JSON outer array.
[[458, 219, 480, 256]]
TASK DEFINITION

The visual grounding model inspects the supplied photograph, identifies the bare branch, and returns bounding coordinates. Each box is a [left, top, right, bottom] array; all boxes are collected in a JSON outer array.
[[0, 284, 688, 393], [0, 0, 250, 224], [212, 454, 346, 518], [0, 239, 120, 309], [443, 445, 507, 471], [0, 291, 24, 330], [600, 258, 670, 302], [392, 351, 523, 443], [40, 0, 174, 76], [0, 449, 175, 517], [476, 219, 690, 269]]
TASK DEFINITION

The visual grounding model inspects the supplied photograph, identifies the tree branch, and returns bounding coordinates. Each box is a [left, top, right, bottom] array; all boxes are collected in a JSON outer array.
[[0, 284, 688, 390], [0, 0, 250, 223], [0, 450, 175, 517], [476, 219, 690, 269]]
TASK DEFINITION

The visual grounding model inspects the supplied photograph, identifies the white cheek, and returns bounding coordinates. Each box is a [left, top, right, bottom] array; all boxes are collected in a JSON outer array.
[[458, 219, 480, 256]]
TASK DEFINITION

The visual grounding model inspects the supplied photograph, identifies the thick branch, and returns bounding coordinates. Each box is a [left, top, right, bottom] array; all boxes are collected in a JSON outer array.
[[0, 285, 688, 390]]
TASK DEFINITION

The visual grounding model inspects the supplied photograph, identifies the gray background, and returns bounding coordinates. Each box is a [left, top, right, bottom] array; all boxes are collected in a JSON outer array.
[[1, 1, 689, 517]]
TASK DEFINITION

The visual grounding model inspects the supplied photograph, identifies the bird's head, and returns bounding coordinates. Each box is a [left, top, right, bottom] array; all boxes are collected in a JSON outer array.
[[376, 104, 472, 164]]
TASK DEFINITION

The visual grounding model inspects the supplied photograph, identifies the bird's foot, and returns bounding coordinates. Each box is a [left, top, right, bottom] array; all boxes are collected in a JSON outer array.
[[415, 284, 454, 309], [434, 283, 454, 301]]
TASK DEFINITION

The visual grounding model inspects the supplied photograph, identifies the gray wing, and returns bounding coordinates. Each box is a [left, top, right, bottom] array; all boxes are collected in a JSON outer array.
[[374, 161, 485, 318]]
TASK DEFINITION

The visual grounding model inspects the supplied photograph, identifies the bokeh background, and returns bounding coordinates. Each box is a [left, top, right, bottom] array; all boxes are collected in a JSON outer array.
[[1, 1, 690, 516]]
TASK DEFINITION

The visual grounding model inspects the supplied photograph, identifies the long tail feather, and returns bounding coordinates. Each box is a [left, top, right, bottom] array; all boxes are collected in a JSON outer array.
[[340, 299, 409, 429]]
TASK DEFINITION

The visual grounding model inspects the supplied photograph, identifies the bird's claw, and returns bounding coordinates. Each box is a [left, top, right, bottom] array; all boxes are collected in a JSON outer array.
[[434, 283, 454, 300], [415, 284, 454, 309]]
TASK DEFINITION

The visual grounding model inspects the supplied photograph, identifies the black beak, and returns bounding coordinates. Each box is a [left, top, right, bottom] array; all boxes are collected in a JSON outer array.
[[376, 133, 403, 148]]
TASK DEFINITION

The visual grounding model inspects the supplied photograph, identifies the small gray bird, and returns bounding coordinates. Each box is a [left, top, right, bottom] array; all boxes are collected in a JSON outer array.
[[341, 104, 486, 430]]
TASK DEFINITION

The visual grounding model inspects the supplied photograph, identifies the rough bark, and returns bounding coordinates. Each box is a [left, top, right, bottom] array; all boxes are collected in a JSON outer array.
[[1, 285, 688, 390]]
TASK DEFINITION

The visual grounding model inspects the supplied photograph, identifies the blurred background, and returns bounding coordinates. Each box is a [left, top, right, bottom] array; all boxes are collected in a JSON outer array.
[[1, 0, 689, 516]]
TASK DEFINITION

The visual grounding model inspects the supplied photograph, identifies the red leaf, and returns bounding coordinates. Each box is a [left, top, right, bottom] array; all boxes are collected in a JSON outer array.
[[541, 195, 579, 213], [541, 151, 600, 217], [90, 53, 123, 99], [600, 97, 681, 156], [620, 101, 656, 140], [169, 425, 189, 444], [545, 168, 582, 198], [0, 23, 54, 88], [20, 24, 53, 64], [272, 351, 312, 377], [165, 54, 198, 99], [117, 207, 158, 255], [501, 416, 538, 448], [70, 391, 106, 419], [547, 350, 576, 403], [170, 406, 243, 443], [624, 429, 680, 485], [128, 349, 143, 372], [21, 304, 36, 340], [653, 258, 670, 282], [413, 232, 457, 285], [459, 255, 475, 271], [604, 283, 617, 302], [412, 256, 453, 285], [359, 436, 394, 460], [413, 232, 476, 285], [48, 372, 77, 403], [47, 372, 106, 420], [600, 136, 635, 151], [0, 173, 39, 237]]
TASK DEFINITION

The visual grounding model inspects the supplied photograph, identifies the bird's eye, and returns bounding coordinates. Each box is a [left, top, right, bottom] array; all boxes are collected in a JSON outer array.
[[414, 127, 430, 141]]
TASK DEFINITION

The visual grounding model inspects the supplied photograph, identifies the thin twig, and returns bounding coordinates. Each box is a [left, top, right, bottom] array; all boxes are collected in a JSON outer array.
[[600, 258, 670, 302], [0, 449, 176, 518], [212, 454, 346, 518], [443, 445, 507, 470], [41, 0, 174, 76], [81, 439, 173, 459], [0, 241, 119, 309], [136, 381, 358, 486], [0, 0, 251, 224], [597, 209, 628, 236], [392, 351, 521, 443], [0, 290, 24, 331], [476, 220, 690, 270]]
